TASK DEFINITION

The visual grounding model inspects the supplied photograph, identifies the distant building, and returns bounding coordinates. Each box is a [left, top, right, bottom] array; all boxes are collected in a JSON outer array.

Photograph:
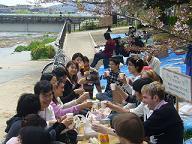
[[0, 5, 11, 13], [0, 3, 93, 14], [14, 5, 32, 10], [0, 4, 7, 8], [30, 7, 49, 13]]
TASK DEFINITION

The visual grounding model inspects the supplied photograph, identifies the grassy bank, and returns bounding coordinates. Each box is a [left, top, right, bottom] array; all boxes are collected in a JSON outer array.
[[15, 35, 56, 60]]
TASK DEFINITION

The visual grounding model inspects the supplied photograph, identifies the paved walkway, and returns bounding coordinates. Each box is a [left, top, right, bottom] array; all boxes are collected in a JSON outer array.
[[64, 30, 96, 60], [63, 26, 128, 62]]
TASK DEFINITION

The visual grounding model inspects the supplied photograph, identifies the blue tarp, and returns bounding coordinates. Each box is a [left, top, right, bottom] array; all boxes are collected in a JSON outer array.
[[110, 33, 127, 39], [97, 34, 190, 133], [160, 50, 186, 74], [98, 48, 186, 89], [185, 138, 192, 144]]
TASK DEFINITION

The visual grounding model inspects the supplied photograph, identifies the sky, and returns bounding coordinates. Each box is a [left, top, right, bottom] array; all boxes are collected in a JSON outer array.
[[0, 0, 34, 6], [0, 0, 59, 6]]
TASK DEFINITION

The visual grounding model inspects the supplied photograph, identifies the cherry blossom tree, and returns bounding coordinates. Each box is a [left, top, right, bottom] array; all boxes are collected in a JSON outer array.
[[36, 0, 192, 48]]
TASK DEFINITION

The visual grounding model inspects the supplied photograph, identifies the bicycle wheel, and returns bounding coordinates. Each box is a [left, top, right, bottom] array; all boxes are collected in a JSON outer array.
[[42, 62, 54, 74], [55, 53, 70, 66], [41, 62, 65, 74]]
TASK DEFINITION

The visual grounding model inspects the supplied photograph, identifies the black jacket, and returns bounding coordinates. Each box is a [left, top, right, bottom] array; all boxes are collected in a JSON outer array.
[[60, 79, 80, 104], [144, 103, 183, 144], [4, 116, 22, 143]]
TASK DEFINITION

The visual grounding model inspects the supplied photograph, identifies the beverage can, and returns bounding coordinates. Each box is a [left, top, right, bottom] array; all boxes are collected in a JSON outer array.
[[98, 133, 109, 144]]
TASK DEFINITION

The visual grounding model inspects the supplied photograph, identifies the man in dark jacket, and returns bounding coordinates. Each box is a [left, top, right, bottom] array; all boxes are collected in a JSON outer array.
[[90, 32, 116, 69], [141, 81, 183, 144]]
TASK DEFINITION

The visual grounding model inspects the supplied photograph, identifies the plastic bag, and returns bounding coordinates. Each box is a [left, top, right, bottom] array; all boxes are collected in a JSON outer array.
[[184, 138, 192, 144], [179, 102, 192, 131]]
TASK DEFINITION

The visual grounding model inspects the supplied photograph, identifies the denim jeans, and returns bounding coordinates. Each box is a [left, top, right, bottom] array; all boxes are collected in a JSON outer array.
[[96, 91, 112, 101], [90, 52, 109, 69]]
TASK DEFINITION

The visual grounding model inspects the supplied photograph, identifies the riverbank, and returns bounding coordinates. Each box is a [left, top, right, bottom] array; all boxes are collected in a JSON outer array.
[[0, 32, 57, 48], [0, 39, 30, 48], [0, 32, 54, 140], [0, 60, 49, 141]]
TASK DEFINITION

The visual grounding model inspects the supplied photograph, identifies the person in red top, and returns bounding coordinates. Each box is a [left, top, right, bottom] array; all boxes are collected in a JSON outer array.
[[90, 33, 116, 69]]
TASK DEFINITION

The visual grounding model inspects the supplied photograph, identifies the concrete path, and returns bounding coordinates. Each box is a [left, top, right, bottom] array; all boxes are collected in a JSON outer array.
[[64, 30, 96, 60], [63, 26, 128, 63]]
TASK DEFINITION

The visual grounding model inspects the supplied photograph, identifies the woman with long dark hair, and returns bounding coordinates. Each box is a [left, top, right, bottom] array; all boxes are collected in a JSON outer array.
[[60, 61, 85, 104]]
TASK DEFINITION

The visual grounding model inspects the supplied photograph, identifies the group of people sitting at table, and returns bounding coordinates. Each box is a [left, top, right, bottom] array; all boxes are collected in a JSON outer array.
[[4, 49, 183, 144]]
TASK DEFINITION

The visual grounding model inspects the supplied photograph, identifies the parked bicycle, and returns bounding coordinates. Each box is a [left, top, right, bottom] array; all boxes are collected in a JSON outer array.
[[41, 43, 69, 74], [42, 22, 69, 74]]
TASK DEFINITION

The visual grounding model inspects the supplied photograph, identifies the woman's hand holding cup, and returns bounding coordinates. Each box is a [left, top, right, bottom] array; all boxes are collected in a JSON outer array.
[[74, 88, 85, 95], [105, 101, 116, 110], [84, 71, 90, 77], [101, 101, 107, 109], [62, 114, 74, 128], [79, 101, 93, 110], [104, 70, 110, 78], [110, 83, 116, 91], [76, 92, 90, 104], [118, 73, 127, 84], [119, 73, 125, 79]]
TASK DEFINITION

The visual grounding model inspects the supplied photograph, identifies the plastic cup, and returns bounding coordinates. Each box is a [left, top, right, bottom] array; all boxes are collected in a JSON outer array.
[[80, 64, 84, 69], [110, 83, 116, 90], [101, 101, 106, 109], [84, 71, 90, 76], [66, 113, 74, 129], [84, 92, 89, 96], [104, 71, 110, 76], [86, 100, 93, 108], [119, 73, 125, 79], [92, 101, 99, 109], [66, 113, 73, 119], [92, 120, 100, 124], [87, 99, 92, 103]]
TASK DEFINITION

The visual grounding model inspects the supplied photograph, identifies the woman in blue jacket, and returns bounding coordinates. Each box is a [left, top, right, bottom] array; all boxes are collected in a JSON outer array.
[[185, 44, 192, 76]]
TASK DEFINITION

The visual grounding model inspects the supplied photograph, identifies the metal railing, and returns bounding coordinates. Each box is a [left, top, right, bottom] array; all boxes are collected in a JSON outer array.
[[59, 21, 67, 48], [41, 21, 69, 73]]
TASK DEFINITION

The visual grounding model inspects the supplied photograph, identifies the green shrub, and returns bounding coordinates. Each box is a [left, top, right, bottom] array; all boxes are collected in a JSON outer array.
[[137, 23, 145, 29], [186, 18, 192, 26], [28, 41, 42, 51], [15, 9, 31, 14], [15, 35, 56, 60], [184, 130, 192, 140], [80, 19, 99, 30], [31, 45, 55, 60], [116, 20, 128, 26], [167, 16, 177, 26], [153, 33, 170, 41], [42, 37, 56, 44], [15, 45, 28, 52], [15, 36, 56, 52]]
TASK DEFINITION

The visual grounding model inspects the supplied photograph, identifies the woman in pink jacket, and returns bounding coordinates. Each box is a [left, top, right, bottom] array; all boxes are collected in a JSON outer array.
[[50, 79, 92, 118], [40, 72, 92, 119]]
